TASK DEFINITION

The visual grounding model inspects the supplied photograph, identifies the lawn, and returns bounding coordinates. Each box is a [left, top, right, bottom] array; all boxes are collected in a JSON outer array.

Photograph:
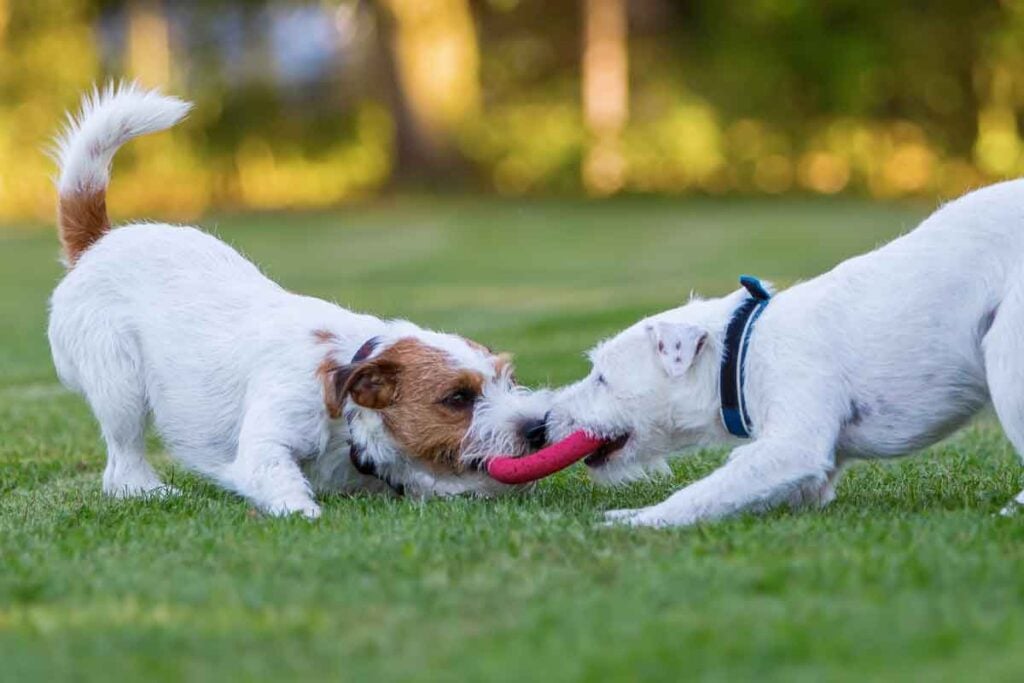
[[3, 197, 1024, 682]]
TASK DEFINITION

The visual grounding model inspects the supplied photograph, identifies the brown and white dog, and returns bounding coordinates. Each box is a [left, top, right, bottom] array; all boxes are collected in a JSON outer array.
[[47, 84, 550, 518]]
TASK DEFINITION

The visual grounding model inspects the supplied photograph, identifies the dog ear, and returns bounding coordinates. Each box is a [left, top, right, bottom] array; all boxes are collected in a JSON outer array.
[[329, 359, 399, 411], [645, 321, 707, 378]]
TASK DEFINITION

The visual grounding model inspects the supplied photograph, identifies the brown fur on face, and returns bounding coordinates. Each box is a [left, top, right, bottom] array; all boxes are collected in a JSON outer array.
[[318, 356, 345, 419], [58, 189, 111, 265], [324, 337, 499, 473], [461, 336, 515, 380], [493, 352, 514, 379]]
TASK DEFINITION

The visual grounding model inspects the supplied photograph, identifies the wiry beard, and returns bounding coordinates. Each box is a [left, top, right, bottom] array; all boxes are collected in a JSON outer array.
[[460, 385, 554, 466]]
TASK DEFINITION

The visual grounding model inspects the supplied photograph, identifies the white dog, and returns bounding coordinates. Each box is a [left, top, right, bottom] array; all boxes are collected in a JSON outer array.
[[48, 84, 549, 518], [547, 182, 1024, 527]]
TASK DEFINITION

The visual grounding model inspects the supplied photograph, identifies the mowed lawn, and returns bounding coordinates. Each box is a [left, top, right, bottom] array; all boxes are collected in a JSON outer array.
[[3, 197, 1024, 682]]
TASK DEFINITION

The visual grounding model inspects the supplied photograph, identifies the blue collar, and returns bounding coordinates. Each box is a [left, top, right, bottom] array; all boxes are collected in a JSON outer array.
[[720, 275, 771, 438]]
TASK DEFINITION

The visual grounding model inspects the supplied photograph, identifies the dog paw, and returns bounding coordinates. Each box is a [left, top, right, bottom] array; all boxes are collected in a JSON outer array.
[[618, 511, 672, 528], [268, 499, 322, 520], [602, 506, 672, 528], [603, 507, 644, 522], [603, 504, 695, 528], [104, 480, 180, 499]]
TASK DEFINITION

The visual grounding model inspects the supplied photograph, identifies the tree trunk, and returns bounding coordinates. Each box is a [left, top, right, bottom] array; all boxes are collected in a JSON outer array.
[[582, 0, 629, 195], [375, 0, 481, 183], [0, 0, 8, 46], [127, 0, 171, 87]]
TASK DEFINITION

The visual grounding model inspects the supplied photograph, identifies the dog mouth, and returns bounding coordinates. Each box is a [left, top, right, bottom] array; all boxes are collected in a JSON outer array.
[[583, 433, 630, 468]]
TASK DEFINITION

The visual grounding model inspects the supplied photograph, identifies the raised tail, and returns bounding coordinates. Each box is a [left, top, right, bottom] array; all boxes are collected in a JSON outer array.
[[53, 83, 191, 266]]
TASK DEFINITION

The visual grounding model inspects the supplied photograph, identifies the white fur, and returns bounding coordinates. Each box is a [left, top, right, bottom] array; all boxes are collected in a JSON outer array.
[[549, 181, 1024, 527], [48, 86, 545, 518], [54, 82, 192, 196]]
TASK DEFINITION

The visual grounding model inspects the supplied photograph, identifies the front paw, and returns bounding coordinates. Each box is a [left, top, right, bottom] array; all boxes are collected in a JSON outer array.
[[266, 498, 322, 520], [602, 503, 695, 528], [603, 507, 644, 522]]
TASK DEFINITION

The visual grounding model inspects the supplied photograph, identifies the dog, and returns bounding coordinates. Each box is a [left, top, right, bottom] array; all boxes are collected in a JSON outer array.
[[546, 182, 1024, 527], [48, 84, 550, 518]]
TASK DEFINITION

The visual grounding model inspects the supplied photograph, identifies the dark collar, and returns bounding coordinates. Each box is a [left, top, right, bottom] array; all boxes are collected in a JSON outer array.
[[719, 276, 771, 438], [351, 337, 379, 363], [349, 442, 404, 497]]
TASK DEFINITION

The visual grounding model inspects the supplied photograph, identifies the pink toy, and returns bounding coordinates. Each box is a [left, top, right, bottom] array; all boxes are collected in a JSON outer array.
[[486, 431, 607, 484]]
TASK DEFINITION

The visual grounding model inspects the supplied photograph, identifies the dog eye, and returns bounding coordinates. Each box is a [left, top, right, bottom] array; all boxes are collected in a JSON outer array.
[[595, 373, 607, 386], [441, 389, 477, 409]]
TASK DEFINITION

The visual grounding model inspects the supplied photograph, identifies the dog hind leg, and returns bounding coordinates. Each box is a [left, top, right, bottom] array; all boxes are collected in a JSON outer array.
[[78, 339, 171, 498], [983, 277, 1024, 515]]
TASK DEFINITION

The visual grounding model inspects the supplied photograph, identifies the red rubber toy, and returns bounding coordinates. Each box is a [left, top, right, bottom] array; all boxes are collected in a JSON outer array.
[[486, 431, 606, 485]]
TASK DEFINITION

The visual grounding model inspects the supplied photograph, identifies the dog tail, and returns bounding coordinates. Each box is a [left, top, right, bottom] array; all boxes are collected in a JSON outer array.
[[53, 82, 192, 267]]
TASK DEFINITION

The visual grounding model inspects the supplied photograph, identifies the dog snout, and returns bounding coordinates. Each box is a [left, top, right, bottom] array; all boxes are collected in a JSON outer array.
[[543, 407, 575, 442], [518, 415, 548, 451]]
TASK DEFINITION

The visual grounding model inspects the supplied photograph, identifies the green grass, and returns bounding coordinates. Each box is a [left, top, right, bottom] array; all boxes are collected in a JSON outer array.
[[3, 197, 1024, 682]]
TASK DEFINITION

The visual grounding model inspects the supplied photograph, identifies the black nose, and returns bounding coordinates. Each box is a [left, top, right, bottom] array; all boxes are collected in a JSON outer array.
[[519, 417, 548, 451]]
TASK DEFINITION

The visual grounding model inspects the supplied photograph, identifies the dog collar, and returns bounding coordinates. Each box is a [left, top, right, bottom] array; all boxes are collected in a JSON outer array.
[[720, 275, 771, 438], [351, 337, 379, 363]]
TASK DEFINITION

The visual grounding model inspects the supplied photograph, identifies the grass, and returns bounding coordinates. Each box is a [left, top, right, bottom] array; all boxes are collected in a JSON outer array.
[[3, 196, 1024, 682]]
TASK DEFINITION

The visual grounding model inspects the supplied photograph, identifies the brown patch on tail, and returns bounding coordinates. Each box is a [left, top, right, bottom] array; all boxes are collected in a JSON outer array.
[[58, 189, 110, 266]]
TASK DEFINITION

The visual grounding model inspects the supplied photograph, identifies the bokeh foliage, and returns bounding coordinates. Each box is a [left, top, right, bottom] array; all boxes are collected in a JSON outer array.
[[2, 0, 1024, 220]]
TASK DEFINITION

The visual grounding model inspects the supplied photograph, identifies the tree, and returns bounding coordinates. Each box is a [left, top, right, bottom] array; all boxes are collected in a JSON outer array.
[[127, 0, 171, 87], [375, 0, 481, 182], [582, 0, 628, 195]]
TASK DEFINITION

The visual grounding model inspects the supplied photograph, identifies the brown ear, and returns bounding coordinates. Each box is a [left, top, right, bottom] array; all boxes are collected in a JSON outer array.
[[332, 359, 399, 410]]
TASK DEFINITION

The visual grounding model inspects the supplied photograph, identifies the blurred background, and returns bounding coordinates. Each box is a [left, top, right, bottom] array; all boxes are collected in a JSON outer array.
[[1, 0, 1022, 222], [5, 8, 1024, 677]]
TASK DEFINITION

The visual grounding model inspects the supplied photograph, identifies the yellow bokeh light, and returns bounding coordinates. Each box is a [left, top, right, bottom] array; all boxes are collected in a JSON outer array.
[[798, 152, 850, 195]]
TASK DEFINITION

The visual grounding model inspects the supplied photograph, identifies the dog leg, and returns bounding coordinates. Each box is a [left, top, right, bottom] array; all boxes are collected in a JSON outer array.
[[80, 347, 172, 498], [604, 437, 835, 528], [99, 414, 172, 498], [99, 412, 172, 499], [982, 279, 1024, 516], [220, 443, 321, 519], [217, 411, 321, 519], [786, 461, 845, 510]]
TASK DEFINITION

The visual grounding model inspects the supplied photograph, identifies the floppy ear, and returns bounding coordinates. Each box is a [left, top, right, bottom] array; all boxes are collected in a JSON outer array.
[[326, 359, 399, 413], [645, 321, 708, 378]]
